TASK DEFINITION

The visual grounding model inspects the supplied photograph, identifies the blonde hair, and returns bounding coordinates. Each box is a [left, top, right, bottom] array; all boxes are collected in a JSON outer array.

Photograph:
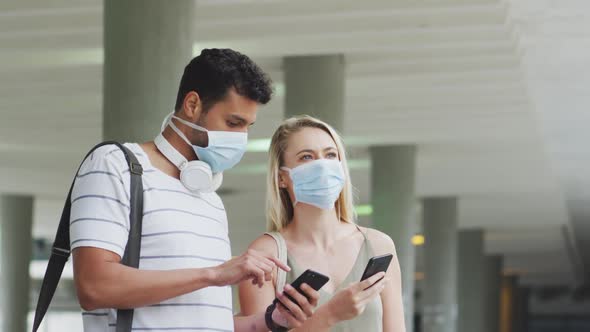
[[266, 115, 356, 231]]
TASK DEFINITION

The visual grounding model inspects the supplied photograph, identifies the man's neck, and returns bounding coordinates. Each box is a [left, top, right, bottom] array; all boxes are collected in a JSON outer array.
[[137, 126, 198, 180], [162, 126, 198, 161]]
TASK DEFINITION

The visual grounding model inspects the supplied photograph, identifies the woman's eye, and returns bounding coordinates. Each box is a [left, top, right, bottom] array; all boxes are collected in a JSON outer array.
[[300, 154, 313, 161], [326, 152, 338, 159]]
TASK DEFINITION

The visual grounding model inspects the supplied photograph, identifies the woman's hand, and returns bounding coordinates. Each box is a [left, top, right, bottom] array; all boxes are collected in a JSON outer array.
[[271, 283, 320, 328], [324, 272, 387, 323]]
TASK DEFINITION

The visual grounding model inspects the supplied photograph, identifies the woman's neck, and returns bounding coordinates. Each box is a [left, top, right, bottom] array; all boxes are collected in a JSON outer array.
[[287, 203, 342, 250]]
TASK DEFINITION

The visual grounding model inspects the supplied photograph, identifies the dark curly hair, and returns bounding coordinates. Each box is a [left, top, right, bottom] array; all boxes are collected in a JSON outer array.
[[174, 48, 273, 112]]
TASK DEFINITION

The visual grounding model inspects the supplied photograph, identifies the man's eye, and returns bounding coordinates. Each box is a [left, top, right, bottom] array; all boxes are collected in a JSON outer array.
[[227, 121, 239, 127]]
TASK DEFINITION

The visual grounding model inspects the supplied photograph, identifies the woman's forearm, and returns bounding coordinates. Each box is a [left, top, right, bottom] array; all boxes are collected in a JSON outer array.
[[290, 303, 337, 331]]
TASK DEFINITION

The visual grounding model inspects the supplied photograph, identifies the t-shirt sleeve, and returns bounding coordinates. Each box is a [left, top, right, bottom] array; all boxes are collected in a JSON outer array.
[[69, 146, 132, 258]]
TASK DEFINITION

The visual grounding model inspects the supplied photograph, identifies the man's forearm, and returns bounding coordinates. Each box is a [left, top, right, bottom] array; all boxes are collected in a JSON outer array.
[[76, 261, 217, 310]]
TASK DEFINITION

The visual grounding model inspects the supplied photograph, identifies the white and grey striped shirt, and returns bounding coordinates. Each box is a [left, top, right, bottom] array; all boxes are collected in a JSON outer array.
[[70, 143, 233, 332]]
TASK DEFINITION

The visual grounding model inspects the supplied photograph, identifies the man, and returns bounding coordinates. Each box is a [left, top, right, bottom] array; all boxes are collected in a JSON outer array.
[[71, 48, 317, 331]]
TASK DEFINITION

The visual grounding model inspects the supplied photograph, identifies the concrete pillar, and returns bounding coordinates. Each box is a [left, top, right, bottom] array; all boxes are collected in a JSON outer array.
[[458, 229, 486, 332], [484, 255, 503, 332], [500, 276, 515, 332], [1, 195, 34, 332], [500, 276, 529, 332], [103, 0, 195, 142], [513, 286, 530, 332], [370, 145, 417, 332], [284, 55, 345, 131], [457, 231, 502, 332], [422, 197, 458, 332]]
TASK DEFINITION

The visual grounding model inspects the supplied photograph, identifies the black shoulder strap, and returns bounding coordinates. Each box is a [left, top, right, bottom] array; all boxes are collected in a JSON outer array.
[[115, 142, 144, 332], [32, 141, 144, 332]]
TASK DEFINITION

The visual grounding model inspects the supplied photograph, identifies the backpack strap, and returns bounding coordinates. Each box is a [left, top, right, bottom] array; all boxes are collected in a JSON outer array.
[[264, 232, 288, 294], [32, 141, 143, 332]]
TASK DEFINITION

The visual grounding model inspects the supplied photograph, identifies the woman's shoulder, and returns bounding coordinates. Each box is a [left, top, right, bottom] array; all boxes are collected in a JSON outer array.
[[358, 226, 396, 256], [246, 232, 282, 259]]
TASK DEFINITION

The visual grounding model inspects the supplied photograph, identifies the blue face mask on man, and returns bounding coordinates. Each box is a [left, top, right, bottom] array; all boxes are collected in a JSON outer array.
[[281, 159, 346, 210], [162, 112, 248, 173]]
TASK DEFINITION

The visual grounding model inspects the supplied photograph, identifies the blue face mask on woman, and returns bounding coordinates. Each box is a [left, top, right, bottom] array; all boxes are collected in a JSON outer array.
[[281, 159, 346, 210]]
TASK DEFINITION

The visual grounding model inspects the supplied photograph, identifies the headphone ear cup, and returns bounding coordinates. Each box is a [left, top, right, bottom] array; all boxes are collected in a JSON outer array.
[[209, 172, 223, 193], [180, 161, 214, 192]]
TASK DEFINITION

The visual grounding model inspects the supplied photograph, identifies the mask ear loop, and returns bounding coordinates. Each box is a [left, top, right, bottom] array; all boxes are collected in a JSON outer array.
[[161, 111, 174, 132], [161, 111, 194, 147], [280, 167, 298, 207], [168, 119, 193, 146], [172, 115, 209, 133], [162, 111, 210, 146]]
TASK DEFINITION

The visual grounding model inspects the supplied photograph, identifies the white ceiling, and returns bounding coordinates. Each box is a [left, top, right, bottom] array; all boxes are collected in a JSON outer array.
[[0, 0, 586, 286]]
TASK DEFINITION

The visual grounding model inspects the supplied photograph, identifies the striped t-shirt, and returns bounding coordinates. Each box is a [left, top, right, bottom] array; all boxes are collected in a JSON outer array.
[[70, 143, 233, 332]]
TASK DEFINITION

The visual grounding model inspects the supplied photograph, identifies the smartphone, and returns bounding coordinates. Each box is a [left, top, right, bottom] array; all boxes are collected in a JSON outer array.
[[360, 253, 393, 284], [281, 269, 329, 304]]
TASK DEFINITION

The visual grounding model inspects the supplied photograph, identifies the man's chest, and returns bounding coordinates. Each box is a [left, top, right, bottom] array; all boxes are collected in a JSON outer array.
[[137, 176, 232, 269]]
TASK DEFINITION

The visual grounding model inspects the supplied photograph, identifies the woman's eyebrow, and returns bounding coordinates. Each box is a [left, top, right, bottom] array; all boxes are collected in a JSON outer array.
[[296, 147, 337, 155], [296, 149, 315, 155]]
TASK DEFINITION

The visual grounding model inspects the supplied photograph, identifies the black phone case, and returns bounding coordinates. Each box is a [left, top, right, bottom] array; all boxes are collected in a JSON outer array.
[[283, 269, 329, 303], [360, 253, 394, 281]]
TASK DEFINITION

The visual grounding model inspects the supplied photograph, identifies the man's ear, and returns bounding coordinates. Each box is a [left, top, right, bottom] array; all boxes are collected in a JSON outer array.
[[181, 91, 202, 121]]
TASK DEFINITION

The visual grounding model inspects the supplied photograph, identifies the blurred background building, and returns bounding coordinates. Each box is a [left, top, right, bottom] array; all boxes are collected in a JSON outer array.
[[1, 0, 589, 331]]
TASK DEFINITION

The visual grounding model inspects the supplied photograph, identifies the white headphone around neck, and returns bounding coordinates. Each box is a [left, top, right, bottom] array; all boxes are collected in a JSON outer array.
[[154, 134, 222, 193]]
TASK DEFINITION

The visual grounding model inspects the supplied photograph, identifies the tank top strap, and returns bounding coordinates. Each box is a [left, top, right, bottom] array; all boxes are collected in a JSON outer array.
[[354, 224, 368, 240], [264, 231, 288, 294], [354, 224, 375, 258]]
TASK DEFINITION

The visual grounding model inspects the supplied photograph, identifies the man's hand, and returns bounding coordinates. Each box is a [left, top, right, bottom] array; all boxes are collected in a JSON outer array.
[[210, 249, 290, 287], [272, 283, 320, 329]]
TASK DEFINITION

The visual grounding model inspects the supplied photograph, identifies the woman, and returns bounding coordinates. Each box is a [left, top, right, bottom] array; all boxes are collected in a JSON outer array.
[[239, 116, 406, 331]]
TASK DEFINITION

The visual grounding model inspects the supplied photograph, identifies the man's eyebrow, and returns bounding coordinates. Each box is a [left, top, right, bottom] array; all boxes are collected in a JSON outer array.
[[230, 114, 253, 125]]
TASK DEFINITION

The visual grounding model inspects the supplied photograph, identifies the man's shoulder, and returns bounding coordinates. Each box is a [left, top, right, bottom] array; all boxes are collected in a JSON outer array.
[[80, 143, 141, 172]]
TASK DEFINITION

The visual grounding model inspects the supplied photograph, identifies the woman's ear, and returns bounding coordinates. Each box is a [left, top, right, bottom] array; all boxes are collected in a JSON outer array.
[[279, 176, 285, 188], [278, 171, 287, 188]]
